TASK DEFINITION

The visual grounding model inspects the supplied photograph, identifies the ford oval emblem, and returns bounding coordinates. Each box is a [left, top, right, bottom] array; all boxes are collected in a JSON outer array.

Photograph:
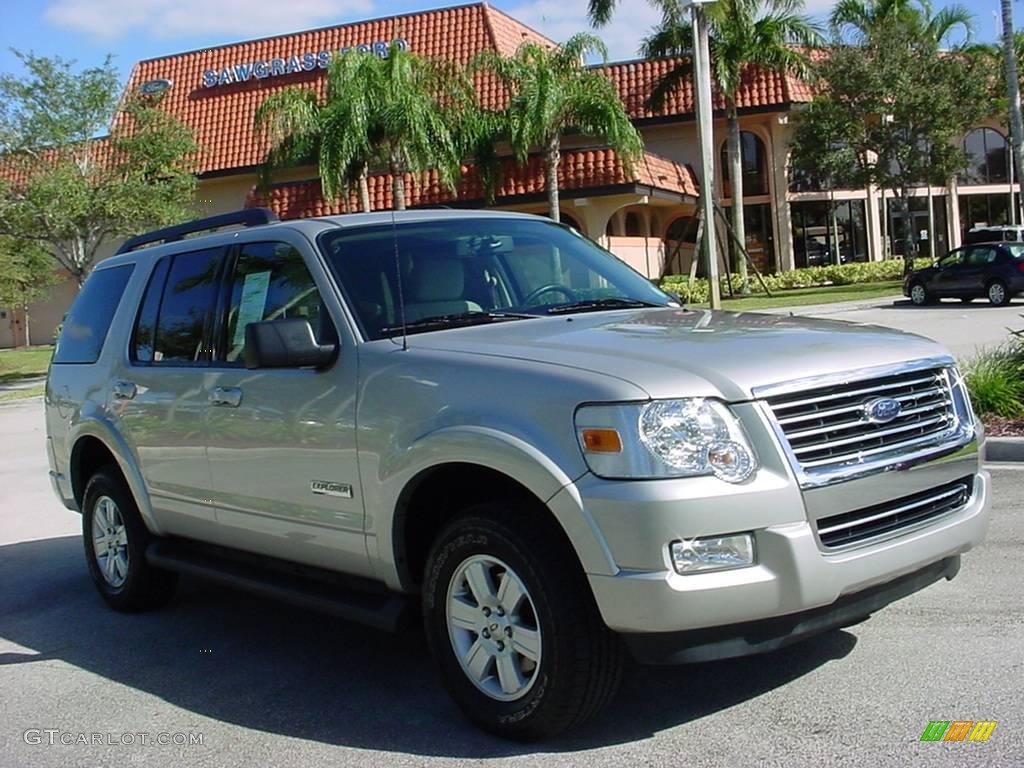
[[139, 78, 172, 96], [863, 397, 902, 424]]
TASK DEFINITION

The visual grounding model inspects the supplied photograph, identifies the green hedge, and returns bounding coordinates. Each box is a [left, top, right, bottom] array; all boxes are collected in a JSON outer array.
[[660, 258, 932, 304]]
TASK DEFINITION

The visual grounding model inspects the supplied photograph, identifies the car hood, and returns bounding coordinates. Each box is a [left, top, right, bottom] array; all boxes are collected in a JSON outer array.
[[407, 308, 953, 401]]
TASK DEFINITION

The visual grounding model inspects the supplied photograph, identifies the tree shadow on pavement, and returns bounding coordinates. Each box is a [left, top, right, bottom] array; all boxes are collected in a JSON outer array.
[[0, 535, 857, 757]]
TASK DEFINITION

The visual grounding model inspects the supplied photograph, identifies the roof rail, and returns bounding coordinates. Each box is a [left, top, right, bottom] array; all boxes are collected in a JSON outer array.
[[116, 208, 279, 254]]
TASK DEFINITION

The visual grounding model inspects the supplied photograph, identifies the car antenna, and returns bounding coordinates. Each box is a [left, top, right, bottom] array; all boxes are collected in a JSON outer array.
[[390, 204, 409, 351]]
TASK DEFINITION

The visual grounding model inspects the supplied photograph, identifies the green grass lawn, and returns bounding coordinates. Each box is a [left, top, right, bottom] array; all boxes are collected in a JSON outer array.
[[687, 280, 904, 312], [0, 345, 54, 384]]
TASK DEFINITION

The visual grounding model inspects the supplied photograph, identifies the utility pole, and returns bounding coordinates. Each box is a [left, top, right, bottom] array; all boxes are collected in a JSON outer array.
[[689, 0, 721, 309], [1002, 0, 1024, 224]]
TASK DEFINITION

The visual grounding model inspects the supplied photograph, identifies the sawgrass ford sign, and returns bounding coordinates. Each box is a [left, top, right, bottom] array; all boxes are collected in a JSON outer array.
[[201, 38, 409, 87]]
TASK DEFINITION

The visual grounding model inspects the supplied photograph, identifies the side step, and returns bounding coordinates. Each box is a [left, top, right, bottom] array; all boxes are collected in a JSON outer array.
[[146, 539, 413, 632]]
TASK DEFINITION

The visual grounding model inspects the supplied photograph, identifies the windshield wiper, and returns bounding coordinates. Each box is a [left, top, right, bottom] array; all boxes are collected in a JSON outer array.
[[544, 297, 664, 315], [379, 310, 536, 337]]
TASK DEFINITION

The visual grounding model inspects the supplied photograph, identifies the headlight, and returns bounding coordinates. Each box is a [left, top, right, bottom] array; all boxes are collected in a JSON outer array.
[[575, 398, 757, 482]]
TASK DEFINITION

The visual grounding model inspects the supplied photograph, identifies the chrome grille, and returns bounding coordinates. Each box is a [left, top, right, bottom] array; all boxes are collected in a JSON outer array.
[[765, 367, 957, 476], [816, 477, 973, 548]]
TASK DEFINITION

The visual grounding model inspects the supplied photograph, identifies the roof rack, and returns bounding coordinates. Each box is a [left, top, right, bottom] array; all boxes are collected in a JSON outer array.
[[116, 208, 279, 254]]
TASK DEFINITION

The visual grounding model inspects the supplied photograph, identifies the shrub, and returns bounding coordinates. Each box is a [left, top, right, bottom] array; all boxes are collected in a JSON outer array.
[[659, 257, 931, 302], [963, 344, 1024, 418]]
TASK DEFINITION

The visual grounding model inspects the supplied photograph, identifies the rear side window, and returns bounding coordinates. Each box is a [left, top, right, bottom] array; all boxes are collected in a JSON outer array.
[[131, 248, 222, 365], [53, 265, 134, 364]]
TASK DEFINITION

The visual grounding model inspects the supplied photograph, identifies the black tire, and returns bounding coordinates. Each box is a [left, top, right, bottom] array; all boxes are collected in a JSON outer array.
[[82, 466, 177, 612], [422, 503, 623, 740], [987, 280, 1010, 306], [909, 282, 933, 306]]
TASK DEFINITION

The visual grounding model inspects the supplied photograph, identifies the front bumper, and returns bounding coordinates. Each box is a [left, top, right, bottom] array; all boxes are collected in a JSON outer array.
[[582, 467, 990, 659]]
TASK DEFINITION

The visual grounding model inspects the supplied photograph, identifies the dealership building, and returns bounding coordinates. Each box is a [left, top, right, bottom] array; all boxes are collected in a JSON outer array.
[[1, 1, 1015, 347]]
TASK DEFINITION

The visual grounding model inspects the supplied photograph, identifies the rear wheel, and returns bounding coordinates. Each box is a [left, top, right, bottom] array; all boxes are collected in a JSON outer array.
[[909, 282, 933, 306], [422, 503, 623, 739], [82, 467, 177, 611], [987, 280, 1010, 306]]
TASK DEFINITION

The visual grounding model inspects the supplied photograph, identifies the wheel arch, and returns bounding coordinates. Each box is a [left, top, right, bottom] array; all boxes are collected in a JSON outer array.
[[385, 428, 616, 592]]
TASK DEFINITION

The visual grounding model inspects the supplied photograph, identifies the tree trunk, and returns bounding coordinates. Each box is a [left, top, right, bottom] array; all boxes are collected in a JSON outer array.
[[390, 153, 407, 212], [897, 191, 915, 278], [340, 180, 351, 214], [726, 104, 749, 293], [545, 137, 561, 222], [358, 164, 371, 213], [22, 304, 30, 347], [1002, 0, 1024, 224]]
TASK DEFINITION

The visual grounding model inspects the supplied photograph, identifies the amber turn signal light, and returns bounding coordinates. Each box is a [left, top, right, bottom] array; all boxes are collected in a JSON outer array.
[[581, 428, 623, 453]]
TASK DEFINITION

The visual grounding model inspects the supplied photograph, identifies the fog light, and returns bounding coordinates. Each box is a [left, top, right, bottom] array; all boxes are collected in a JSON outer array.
[[670, 534, 755, 574]]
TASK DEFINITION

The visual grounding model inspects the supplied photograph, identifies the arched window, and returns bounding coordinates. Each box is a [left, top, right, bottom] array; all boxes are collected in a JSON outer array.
[[624, 212, 643, 236], [721, 131, 768, 197], [961, 128, 1009, 185], [665, 216, 698, 245], [560, 212, 581, 232]]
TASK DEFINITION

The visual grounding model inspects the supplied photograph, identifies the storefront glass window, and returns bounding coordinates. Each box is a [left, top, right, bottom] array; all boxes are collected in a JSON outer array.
[[790, 199, 869, 268], [961, 128, 1009, 185], [721, 132, 768, 198]]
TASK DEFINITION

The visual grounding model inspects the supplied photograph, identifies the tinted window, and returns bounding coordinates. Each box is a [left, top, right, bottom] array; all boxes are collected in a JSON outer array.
[[53, 265, 134, 364], [221, 242, 331, 364], [147, 249, 221, 364], [966, 247, 997, 266], [131, 257, 171, 363]]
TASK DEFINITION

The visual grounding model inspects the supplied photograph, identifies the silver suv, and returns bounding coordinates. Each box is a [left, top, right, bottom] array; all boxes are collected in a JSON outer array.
[[46, 209, 990, 739]]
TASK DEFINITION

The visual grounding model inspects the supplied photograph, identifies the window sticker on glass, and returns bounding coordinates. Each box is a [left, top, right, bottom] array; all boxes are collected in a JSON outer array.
[[233, 270, 272, 346]]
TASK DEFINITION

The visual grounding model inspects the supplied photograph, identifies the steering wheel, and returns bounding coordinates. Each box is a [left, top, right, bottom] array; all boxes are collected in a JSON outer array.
[[523, 284, 578, 306]]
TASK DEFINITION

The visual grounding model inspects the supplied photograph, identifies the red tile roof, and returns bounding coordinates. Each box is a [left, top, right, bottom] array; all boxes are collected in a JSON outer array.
[[245, 147, 698, 218], [123, 3, 552, 176], [599, 56, 813, 121]]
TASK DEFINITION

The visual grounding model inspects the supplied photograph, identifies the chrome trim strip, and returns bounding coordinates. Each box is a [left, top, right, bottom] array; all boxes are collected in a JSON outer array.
[[791, 414, 950, 456], [816, 484, 968, 536], [752, 356, 956, 400], [767, 374, 943, 412]]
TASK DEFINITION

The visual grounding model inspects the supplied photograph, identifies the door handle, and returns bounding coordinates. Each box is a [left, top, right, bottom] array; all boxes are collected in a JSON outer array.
[[111, 380, 137, 400], [209, 386, 242, 407]]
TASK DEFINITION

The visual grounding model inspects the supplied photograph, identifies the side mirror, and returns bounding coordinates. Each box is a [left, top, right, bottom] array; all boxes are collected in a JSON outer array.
[[244, 318, 337, 370]]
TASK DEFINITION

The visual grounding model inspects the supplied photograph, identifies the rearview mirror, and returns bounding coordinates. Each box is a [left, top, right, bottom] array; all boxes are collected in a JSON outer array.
[[244, 318, 337, 370]]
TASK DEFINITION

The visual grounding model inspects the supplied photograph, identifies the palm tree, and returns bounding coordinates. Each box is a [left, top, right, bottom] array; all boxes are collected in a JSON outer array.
[[474, 33, 643, 222], [634, 0, 820, 292], [255, 44, 469, 212], [830, 0, 973, 45]]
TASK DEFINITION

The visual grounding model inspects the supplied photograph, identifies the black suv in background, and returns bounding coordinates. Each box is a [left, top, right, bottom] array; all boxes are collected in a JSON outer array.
[[905, 241, 1024, 306]]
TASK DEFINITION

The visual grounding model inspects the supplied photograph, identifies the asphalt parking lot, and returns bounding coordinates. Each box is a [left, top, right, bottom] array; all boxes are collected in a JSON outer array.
[[1, 398, 1022, 768], [768, 296, 1024, 361]]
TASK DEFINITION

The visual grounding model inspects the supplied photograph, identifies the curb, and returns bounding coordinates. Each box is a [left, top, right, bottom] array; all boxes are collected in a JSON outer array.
[[985, 437, 1024, 463]]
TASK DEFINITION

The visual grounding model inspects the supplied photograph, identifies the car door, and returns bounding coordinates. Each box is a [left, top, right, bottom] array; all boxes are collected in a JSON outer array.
[[112, 247, 222, 540], [931, 248, 968, 297], [958, 246, 999, 295], [203, 236, 371, 578]]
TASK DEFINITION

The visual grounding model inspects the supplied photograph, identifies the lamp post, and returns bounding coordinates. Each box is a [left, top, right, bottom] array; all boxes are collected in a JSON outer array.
[[684, 0, 721, 309]]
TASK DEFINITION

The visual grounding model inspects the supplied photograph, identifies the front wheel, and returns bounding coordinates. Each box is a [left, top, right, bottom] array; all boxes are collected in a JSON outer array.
[[987, 280, 1010, 306], [422, 504, 623, 739]]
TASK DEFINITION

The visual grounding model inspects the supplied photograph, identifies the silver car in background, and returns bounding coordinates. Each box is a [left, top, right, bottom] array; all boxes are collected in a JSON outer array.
[[46, 209, 990, 739]]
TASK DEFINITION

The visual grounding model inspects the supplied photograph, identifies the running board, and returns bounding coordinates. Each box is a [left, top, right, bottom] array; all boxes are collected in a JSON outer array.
[[146, 539, 413, 632]]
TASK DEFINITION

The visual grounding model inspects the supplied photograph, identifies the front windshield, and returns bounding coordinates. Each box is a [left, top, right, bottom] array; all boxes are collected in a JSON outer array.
[[319, 217, 674, 339]]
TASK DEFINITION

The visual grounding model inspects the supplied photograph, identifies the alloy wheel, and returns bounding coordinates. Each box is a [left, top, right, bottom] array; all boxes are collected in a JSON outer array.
[[445, 554, 542, 702], [91, 495, 130, 588]]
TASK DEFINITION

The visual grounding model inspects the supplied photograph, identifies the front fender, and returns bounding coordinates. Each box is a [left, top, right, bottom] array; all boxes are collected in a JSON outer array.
[[372, 426, 618, 590]]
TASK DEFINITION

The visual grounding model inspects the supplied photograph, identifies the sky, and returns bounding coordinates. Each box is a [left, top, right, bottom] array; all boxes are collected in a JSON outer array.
[[0, 0, 1013, 85]]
